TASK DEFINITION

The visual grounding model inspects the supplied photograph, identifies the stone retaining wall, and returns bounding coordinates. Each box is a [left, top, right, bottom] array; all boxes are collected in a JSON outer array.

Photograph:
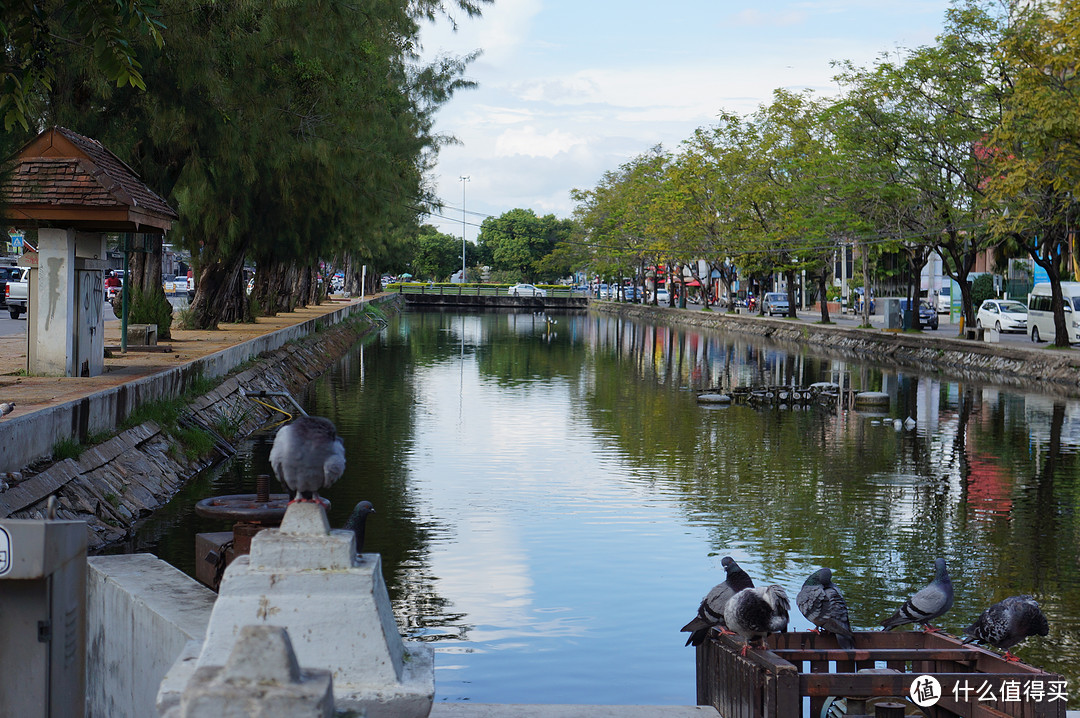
[[592, 302, 1080, 395], [0, 297, 401, 549]]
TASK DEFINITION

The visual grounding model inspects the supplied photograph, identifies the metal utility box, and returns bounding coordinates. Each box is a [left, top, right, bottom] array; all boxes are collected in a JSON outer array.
[[0, 519, 87, 718], [881, 297, 902, 329]]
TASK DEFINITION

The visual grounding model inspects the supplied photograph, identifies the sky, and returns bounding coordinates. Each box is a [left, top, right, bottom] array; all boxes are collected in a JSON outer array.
[[419, 0, 953, 245]]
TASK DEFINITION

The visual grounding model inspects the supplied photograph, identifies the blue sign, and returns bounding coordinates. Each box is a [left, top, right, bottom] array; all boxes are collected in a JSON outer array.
[[9, 233, 23, 249], [1033, 263, 1050, 286]]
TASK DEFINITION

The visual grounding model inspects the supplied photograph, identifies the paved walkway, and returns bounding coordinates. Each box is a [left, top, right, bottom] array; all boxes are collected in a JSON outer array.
[[0, 296, 365, 421]]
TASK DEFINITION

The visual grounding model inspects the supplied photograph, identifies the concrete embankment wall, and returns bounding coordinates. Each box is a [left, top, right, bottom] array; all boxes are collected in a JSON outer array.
[[592, 302, 1080, 396], [0, 296, 400, 548], [86, 554, 216, 718], [0, 296, 394, 475]]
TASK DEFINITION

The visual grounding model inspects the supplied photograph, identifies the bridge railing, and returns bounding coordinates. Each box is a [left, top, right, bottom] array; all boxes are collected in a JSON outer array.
[[392, 283, 588, 298]]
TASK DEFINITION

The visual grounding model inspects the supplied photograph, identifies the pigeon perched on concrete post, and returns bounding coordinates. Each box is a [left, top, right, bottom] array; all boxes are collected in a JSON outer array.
[[797, 568, 855, 650], [269, 416, 346, 503], [724, 585, 790, 656], [963, 595, 1048, 662], [681, 557, 755, 647], [880, 558, 954, 632]]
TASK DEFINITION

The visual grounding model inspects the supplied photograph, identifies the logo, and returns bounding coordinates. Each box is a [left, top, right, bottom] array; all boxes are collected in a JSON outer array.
[[910, 675, 942, 707], [0, 525, 10, 576]]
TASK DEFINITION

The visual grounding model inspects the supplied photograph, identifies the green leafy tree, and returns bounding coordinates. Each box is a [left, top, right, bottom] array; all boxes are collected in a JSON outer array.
[[478, 208, 573, 283], [0, 0, 165, 131], [410, 225, 467, 281], [984, 0, 1080, 346], [834, 2, 1007, 331], [35, 0, 487, 327]]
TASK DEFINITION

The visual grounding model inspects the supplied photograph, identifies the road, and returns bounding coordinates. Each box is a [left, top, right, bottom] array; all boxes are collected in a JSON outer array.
[[665, 297, 1039, 347], [0, 295, 188, 338]]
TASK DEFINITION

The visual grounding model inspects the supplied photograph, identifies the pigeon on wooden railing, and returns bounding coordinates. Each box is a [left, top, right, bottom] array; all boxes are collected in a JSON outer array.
[[880, 557, 954, 632], [269, 416, 346, 503], [797, 568, 855, 650], [343, 501, 375, 554], [724, 585, 790, 656], [681, 556, 755, 647], [963, 595, 1048, 662]]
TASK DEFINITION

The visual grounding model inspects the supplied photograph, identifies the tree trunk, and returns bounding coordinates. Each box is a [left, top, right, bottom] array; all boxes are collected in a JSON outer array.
[[785, 268, 798, 319], [129, 235, 163, 295], [817, 273, 831, 324], [189, 252, 251, 329]]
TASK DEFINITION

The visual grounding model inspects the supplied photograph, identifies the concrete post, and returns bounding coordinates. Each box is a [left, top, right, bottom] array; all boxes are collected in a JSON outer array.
[[184, 502, 434, 717], [163, 625, 333, 718], [30, 228, 76, 375]]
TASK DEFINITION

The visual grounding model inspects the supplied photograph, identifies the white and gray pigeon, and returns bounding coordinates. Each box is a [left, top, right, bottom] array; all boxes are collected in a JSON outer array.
[[724, 585, 790, 656], [797, 568, 855, 650], [269, 416, 346, 502], [881, 557, 954, 632], [0, 402, 14, 417], [963, 595, 1048, 662], [681, 557, 755, 646]]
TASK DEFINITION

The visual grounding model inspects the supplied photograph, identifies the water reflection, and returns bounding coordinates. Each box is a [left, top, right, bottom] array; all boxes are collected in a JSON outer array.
[[132, 310, 1080, 706]]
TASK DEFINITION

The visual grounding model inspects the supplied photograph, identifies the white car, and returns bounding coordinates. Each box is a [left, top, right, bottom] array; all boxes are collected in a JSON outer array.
[[976, 299, 1028, 333], [508, 283, 546, 297]]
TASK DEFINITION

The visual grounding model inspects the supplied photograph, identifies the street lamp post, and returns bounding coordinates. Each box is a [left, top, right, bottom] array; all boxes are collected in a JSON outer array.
[[460, 175, 470, 282]]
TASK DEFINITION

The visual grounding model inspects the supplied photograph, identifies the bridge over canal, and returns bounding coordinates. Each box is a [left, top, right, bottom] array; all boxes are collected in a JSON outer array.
[[396, 285, 589, 310]]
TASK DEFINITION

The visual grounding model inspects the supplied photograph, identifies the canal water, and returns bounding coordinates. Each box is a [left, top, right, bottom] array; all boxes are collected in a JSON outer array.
[[132, 309, 1080, 706]]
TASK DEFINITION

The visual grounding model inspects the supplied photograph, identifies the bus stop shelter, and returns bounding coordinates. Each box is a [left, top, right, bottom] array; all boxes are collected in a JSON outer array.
[[2, 126, 177, 376]]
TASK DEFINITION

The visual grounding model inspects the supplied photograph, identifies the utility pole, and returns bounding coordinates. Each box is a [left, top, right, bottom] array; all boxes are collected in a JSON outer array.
[[459, 176, 470, 282]]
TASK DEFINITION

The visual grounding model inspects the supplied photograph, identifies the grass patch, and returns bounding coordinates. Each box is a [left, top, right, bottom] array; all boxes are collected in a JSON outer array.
[[53, 438, 83, 461], [174, 306, 196, 330], [175, 424, 216, 460], [104, 492, 120, 508]]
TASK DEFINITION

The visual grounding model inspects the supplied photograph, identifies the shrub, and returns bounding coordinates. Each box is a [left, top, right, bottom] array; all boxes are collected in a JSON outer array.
[[971, 274, 996, 309], [129, 288, 174, 340]]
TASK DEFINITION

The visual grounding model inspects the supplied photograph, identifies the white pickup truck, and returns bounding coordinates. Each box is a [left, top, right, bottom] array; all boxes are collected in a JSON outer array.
[[5, 267, 28, 319]]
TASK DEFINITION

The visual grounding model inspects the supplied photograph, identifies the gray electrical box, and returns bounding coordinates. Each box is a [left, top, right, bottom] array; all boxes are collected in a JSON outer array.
[[881, 297, 902, 329], [0, 519, 87, 718]]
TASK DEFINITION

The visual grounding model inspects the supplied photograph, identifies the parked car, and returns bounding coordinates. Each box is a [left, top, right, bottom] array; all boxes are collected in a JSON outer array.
[[5, 267, 28, 319], [508, 283, 545, 297], [653, 288, 670, 304], [1028, 282, 1080, 343], [976, 299, 1027, 334], [763, 292, 790, 316], [934, 285, 952, 313], [899, 298, 939, 330]]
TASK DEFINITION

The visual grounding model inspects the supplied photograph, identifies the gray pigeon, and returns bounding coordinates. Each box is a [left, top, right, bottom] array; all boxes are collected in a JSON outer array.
[[343, 501, 375, 553], [881, 557, 954, 632], [724, 585, 790, 656], [681, 557, 755, 646], [963, 595, 1048, 661], [0, 402, 14, 417], [797, 568, 855, 650], [269, 416, 346, 502]]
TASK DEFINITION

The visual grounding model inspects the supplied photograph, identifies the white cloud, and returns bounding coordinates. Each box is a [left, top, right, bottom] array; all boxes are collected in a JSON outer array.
[[421, 0, 542, 66], [493, 126, 586, 159], [728, 8, 808, 26], [420, 0, 953, 238]]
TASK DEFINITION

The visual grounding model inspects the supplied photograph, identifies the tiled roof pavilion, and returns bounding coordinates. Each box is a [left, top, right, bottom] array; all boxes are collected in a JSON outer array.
[[2, 126, 177, 233]]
